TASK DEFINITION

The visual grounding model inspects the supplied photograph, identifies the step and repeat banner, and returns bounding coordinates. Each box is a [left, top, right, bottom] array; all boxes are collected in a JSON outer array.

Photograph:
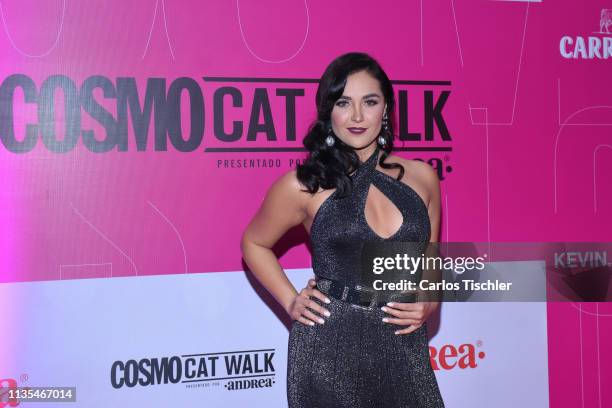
[[0, 268, 550, 407], [1, 0, 611, 407]]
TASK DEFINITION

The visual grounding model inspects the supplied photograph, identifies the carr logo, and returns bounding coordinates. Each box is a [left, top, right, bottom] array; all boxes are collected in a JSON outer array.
[[560, 8, 612, 59]]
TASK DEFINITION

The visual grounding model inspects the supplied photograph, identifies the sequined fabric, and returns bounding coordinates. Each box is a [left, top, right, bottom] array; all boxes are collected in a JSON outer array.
[[287, 146, 445, 407]]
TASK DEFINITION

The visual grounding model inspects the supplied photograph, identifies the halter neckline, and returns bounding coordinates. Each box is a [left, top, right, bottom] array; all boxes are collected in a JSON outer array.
[[349, 145, 380, 179], [361, 145, 380, 165], [350, 145, 380, 178]]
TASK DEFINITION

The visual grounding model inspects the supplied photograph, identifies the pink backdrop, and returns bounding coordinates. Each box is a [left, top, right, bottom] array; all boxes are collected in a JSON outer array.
[[1, 0, 611, 406]]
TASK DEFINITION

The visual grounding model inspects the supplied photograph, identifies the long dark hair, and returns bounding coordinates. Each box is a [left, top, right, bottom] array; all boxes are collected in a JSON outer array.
[[296, 52, 404, 198]]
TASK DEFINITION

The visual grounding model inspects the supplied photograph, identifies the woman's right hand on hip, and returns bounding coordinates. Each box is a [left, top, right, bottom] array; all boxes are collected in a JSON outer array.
[[288, 278, 332, 325]]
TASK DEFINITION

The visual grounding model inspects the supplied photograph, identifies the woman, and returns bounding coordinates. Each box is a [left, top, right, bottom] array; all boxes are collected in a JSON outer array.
[[241, 52, 444, 407]]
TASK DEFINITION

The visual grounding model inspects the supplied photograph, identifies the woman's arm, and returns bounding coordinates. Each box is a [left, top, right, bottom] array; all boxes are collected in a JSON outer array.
[[240, 170, 306, 314], [241, 170, 330, 325]]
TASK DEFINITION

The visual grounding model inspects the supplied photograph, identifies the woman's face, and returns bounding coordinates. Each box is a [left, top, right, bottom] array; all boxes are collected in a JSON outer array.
[[330, 70, 387, 150]]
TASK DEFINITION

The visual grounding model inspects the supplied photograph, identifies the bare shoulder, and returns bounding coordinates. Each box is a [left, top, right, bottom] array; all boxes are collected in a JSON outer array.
[[408, 158, 439, 188], [242, 168, 311, 247], [247, 169, 310, 231], [388, 154, 438, 184], [269, 169, 308, 198], [384, 154, 439, 206]]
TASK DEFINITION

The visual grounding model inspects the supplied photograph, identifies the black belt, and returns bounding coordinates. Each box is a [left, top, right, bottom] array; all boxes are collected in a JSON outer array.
[[315, 277, 418, 307]]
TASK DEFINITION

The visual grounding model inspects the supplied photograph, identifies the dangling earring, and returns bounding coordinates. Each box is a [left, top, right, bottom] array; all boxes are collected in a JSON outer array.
[[378, 112, 389, 147], [382, 112, 390, 132], [325, 127, 335, 147]]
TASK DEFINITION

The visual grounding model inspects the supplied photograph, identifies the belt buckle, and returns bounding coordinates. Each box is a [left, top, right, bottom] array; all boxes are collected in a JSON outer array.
[[327, 283, 344, 300], [350, 287, 376, 308], [390, 291, 418, 305]]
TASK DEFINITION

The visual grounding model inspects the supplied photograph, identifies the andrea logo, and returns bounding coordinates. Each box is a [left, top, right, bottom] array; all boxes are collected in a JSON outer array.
[[560, 8, 612, 59], [429, 341, 486, 370]]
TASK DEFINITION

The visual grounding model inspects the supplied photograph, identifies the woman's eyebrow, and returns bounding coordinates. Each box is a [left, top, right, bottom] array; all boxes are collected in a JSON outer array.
[[338, 93, 382, 100]]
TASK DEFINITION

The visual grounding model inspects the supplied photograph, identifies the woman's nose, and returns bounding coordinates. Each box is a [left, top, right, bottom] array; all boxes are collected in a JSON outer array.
[[351, 106, 363, 122]]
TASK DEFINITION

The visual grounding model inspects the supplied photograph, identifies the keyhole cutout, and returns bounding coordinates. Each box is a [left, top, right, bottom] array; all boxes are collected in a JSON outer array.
[[364, 183, 404, 239]]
